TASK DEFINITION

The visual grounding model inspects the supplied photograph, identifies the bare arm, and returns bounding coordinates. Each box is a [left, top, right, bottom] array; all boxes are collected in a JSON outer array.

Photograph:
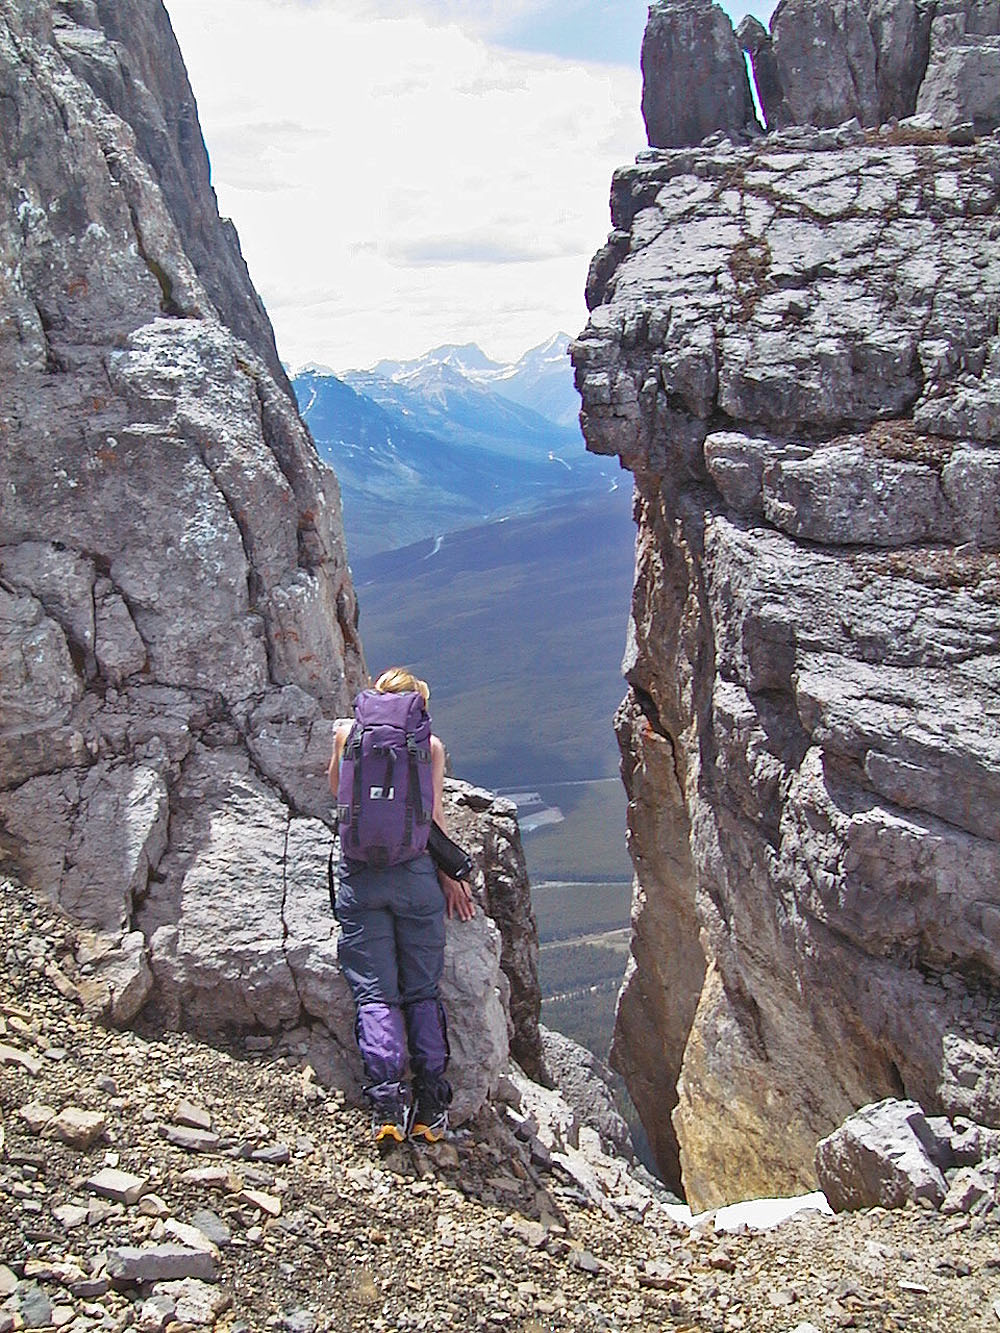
[[430, 735, 447, 827], [328, 720, 351, 798], [430, 735, 474, 922]]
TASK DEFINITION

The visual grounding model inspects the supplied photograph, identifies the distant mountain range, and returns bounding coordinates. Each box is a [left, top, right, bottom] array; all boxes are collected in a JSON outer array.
[[367, 333, 583, 431], [294, 335, 617, 557]]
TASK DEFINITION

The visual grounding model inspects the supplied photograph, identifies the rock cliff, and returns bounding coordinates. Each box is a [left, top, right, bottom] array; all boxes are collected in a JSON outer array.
[[642, 0, 1000, 148], [576, 0, 1000, 1206], [0, 0, 536, 1119]]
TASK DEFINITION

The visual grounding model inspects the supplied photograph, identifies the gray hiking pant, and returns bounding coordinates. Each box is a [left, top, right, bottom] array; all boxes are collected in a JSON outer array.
[[335, 852, 445, 1006], [335, 852, 450, 1111]]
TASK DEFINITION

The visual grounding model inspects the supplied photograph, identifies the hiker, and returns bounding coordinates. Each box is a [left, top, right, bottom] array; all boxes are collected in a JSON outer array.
[[329, 667, 475, 1145]]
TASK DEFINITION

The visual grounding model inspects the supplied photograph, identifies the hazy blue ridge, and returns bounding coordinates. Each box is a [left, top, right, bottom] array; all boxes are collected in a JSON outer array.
[[341, 361, 579, 461]]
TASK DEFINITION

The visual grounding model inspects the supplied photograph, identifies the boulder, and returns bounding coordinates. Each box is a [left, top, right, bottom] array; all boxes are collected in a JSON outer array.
[[105, 1245, 217, 1286], [75, 930, 154, 1026], [941, 1163, 997, 1215], [769, 0, 879, 129], [815, 1100, 949, 1211], [443, 781, 542, 1079], [918, 7, 1000, 133], [641, 0, 756, 149], [736, 15, 783, 129], [864, 0, 935, 123]]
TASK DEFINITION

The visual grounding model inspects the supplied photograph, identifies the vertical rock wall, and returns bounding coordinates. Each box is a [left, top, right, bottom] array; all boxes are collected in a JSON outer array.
[[1, 0, 362, 938], [747, 0, 1000, 137], [577, 8, 1000, 1205]]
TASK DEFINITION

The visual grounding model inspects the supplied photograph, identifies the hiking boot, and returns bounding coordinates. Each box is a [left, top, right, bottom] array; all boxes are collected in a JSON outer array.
[[372, 1103, 411, 1145], [410, 1105, 448, 1143]]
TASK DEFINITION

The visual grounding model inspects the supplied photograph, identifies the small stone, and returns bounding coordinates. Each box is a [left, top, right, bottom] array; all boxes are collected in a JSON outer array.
[[160, 1125, 221, 1153], [510, 1219, 546, 1249], [153, 1278, 231, 1325], [164, 1219, 220, 1256], [279, 1311, 317, 1333], [50, 1306, 75, 1329], [87, 1197, 120, 1224], [900, 1281, 930, 1294], [52, 1202, 89, 1229], [571, 1250, 603, 1274], [178, 1166, 238, 1190], [18, 1102, 56, 1133], [708, 1247, 736, 1272], [251, 1144, 291, 1165], [45, 959, 78, 1002], [942, 1167, 992, 1216], [24, 1259, 87, 1287], [13, 1283, 53, 1328], [189, 1209, 231, 1248], [50, 1107, 108, 1150], [106, 1244, 217, 1286], [139, 1193, 170, 1218], [95, 1075, 118, 1095], [0, 1267, 16, 1297], [0, 1043, 42, 1076], [71, 1277, 109, 1299], [85, 1166, 148, 1204], [136, 1292, 177, 1331], [768, 1289, 797, 1307], [235, 1188, 281, 1217], [173, 1101, 213, 1132]]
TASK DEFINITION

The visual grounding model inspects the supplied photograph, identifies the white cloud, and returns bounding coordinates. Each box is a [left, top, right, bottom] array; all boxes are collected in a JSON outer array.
[[164, 0, 643, 370]]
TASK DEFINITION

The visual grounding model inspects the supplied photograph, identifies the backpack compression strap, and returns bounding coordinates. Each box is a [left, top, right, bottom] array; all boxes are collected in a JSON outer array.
[[403, 733, 432, 847], [347, 728, 363, 845]]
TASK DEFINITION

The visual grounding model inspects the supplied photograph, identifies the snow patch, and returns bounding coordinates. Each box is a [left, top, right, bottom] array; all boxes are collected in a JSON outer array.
[[664, 1191, 833, 1234]]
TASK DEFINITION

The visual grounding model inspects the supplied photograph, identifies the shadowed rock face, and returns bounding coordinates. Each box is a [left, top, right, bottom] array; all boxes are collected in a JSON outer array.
[[0, 0, 536, 1119], [645, 0, 1000, 146], [758, 0, 1000, 135], [574, 118, 1000, 1206], [641, 0, 757, 149]]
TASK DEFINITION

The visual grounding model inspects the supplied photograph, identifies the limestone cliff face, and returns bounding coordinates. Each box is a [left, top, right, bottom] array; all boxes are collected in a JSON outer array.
[[0, 0, 534, 1119], [576, 4, 1000, 1207]]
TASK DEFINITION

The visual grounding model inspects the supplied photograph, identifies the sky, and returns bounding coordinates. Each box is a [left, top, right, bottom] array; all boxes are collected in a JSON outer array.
[[164, 0, 777, 373]]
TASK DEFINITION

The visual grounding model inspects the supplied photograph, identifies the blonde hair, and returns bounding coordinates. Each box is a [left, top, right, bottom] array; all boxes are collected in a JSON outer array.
[[373, 667, 430, 703]]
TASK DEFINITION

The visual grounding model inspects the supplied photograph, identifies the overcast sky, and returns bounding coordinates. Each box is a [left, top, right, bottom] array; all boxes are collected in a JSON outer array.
[[164, 0, 777, 372]]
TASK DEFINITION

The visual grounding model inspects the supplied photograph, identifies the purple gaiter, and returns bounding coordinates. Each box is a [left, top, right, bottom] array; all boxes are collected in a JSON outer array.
[[356, 1002, 409, 1110], [405, 998, 452, 1107]]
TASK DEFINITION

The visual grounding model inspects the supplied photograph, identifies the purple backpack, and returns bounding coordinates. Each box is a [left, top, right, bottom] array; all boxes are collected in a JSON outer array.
[[337, 690, 434, 867]]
